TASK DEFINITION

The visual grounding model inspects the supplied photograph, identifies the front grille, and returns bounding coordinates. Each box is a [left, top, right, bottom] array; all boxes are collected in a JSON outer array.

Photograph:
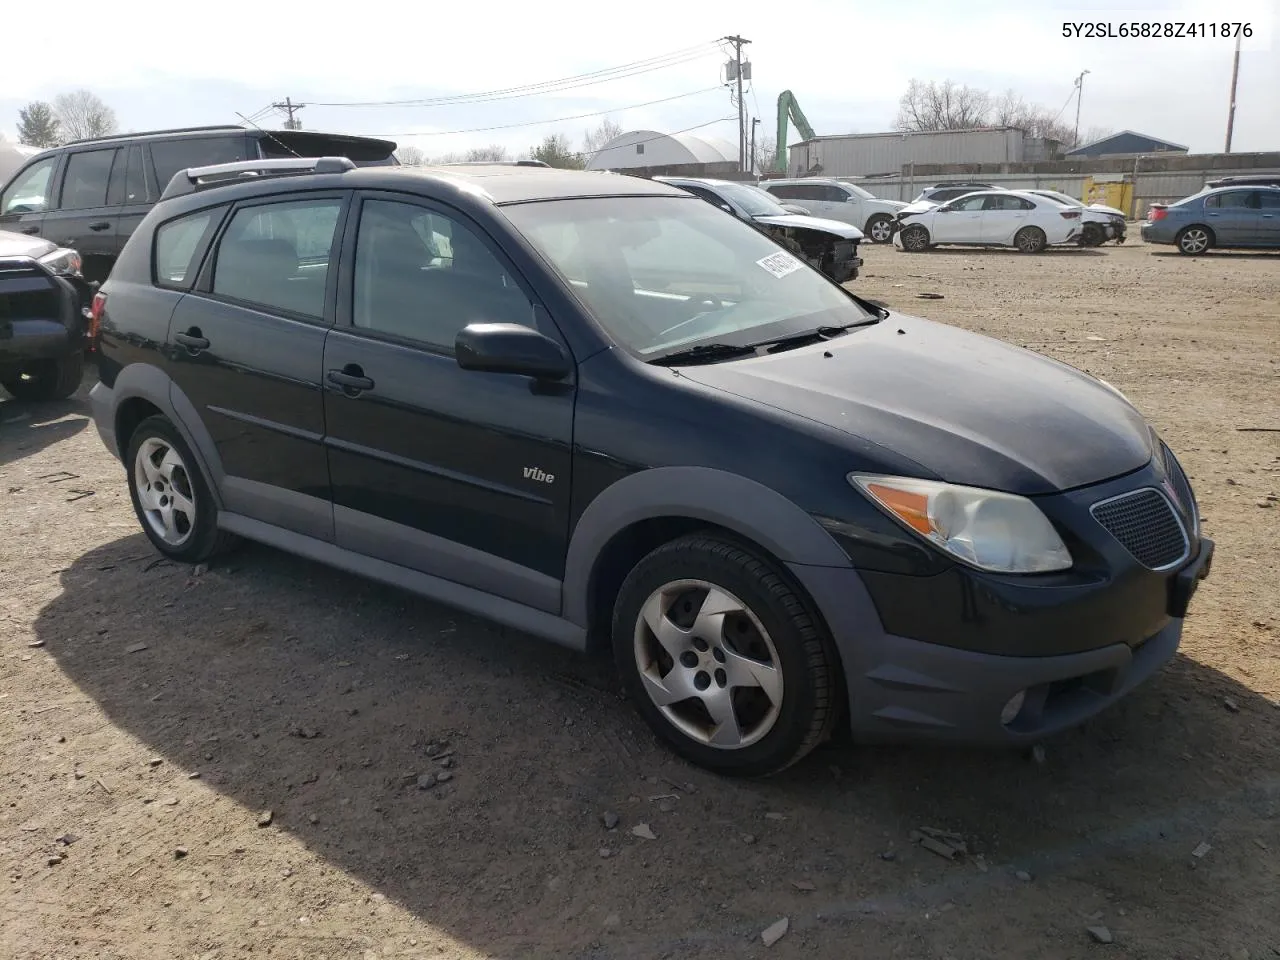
[[1091, 488, 1189, 570]]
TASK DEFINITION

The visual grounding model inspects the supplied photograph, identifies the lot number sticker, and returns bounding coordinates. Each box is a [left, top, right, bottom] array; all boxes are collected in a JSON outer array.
[[756, 251, 803, 278]]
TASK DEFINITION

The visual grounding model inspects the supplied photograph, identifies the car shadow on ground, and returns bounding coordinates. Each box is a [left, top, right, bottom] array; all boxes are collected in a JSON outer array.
[[905, 247, 1110, 257], [1149, 250, 1280, 259], [0, 396, 89, 468], [34, 535, 1280, 957]]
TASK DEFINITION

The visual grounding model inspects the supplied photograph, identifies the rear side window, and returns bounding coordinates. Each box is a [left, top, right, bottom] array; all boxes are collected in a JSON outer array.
[[60, 149, 120, 210], [150, 137, 248, 191], [0, 157, 58, 215], [212, 198, 343, 319], [154, 209, 219, 288]]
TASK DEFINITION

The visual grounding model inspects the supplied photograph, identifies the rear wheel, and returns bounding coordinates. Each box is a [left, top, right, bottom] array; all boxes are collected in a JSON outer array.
[[866, 214, 894, 244], [1176, 226, 1212, 255], [1, 353, 84, 401], [612, 534, 840, 777], [1014, 226, 1047, 253], [899, 224, 930, 252]]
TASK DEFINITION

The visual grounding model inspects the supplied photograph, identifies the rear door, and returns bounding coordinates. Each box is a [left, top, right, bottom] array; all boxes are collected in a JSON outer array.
[[321, 192, 575, 610], [116, 145, 158, 258], [165, 191, 348, 540], [41, 146, 121, 282], [981, 193, 1033, 243], [0, 154, 60, 239], [1256, 190, 1280, 246]]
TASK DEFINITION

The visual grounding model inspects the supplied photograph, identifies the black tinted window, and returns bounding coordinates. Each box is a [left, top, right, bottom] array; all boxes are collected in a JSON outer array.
[[820, 185, 849, 202], [60, 149, 119, 210], [790, 184, 827, 201], [984, 194, 1034, 211], [212, 198, 342, 318], [124, 147, 149, 204], [155, 209, 218, 287], [151, 136, 247, 190], [765, 184, 800, 200], [353, 198, 533, 350]]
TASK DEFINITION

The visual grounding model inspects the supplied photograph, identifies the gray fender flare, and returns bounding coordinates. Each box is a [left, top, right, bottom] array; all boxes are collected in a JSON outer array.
[[561, 466, 851, 627], [109, 363, 226, 509]]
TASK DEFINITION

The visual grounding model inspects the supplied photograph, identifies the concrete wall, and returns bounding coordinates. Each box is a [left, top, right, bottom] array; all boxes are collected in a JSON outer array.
[[787, 128, 1028, 178], [840, 152, 1280, 217]]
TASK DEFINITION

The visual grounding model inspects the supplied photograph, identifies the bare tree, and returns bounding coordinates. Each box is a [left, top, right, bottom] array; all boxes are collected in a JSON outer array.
[[465, 144, 509, 162], [53, 90, 118, 142], [894, 79, 992, 132], [395, 145, 426, 165], [581, 117, 624, 157], [1078, 125, 1115, 148], [755, 136, 778, 174], [17, 101, 61, 148]]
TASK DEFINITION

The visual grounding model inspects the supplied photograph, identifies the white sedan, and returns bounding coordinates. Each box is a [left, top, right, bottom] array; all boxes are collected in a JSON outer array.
[[893, 190, 1082, 253]]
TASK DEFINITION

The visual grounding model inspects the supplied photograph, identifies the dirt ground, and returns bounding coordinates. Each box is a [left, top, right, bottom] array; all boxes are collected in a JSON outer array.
[[3, 237, 1279, 960]]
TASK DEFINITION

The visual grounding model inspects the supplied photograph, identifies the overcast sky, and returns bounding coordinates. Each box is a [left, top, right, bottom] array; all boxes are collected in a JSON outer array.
[[2, 0, 1276, 160]]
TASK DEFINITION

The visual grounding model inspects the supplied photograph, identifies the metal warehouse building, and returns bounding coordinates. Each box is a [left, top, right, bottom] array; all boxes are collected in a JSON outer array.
[[785, 128, 1061, 178]]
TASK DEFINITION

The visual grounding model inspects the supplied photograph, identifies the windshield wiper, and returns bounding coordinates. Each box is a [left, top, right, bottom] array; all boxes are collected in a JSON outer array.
[[747, 316, 882, 353], [650, 342, 759, 366]]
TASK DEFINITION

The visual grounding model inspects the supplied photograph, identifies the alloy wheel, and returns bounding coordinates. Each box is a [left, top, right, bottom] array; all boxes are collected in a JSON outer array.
[[869, 218, 894, 243], [1179, 228, 1210, 254], [632, 579, 783, 750], [133, 436, 197, 547]]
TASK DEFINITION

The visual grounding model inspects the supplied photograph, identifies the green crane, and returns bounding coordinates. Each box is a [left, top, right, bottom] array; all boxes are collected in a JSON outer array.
[[775, 90, 815, 174]]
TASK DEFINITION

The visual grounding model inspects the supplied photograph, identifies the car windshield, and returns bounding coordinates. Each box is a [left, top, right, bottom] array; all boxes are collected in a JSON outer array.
[[711, 181, 788, 218], [504, 195, 872, 360]]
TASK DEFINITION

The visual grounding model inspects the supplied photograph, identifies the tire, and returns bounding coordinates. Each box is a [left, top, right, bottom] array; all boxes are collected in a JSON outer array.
[[865, 214, 894, 244], [125, 415, 234, 564], [899, 224, 930, 252], [1176, 226, 1212, 255], [1, 352, 84, 401], [612, 533, 841, 777], [1080, 223, 1105, 247], [1014, 226, 1047, 253]]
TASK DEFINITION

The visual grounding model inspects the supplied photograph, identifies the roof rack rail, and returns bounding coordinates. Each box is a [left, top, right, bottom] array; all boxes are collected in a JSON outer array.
[[160, 156, 356, 201], [440, 159, 551, 168], [65, 124, 246, 146]]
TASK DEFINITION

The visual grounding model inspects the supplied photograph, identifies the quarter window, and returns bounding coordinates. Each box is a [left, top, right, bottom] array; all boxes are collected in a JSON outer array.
[[212, 198, 342, 318], [0, 157, 57, 215], [352, 198, 533, 350], [155, 210, 219, 287], [60, 149, 119, 210]]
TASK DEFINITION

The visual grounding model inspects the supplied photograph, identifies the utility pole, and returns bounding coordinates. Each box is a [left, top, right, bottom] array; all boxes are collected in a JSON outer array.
[[723, 35, 751, 174], [272, 96, 305, 130], [1072, 70, 1090, 147], [751, 118, 760, 175], [1224, 34, 1242, 152]]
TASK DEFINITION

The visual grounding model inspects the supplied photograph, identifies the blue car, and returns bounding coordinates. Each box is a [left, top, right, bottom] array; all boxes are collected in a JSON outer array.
[[1142, 185, 1280, 254]]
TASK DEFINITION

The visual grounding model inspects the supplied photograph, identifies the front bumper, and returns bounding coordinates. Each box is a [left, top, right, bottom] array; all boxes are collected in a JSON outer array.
[[788, 536, 1213, 746]]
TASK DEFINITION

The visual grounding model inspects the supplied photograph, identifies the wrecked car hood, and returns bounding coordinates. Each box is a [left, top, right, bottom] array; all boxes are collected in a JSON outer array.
[[752, 214, 864, 241]]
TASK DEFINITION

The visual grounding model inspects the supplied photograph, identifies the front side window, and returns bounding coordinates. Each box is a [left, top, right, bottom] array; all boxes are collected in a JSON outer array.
[[212, 198, 342, 318], [1, 157, 58, 215], [352, 198, 534, 350], [952, 195, 989, 212], [843, 182, 876, 200], [60, 149, 119, 210], [155, 209, 218, 287], [505, 195, 872, 359], [820, 184, 850, 203]]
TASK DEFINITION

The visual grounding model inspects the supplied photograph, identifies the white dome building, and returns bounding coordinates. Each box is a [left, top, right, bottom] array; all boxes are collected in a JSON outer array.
[[586, 129, 741, 175]]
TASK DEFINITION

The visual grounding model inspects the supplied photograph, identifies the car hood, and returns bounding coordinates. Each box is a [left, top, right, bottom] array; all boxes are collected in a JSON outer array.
[[1087, 203, 1127, 218], [0, 230, 56, 260], [752, 213, 865, 240], [677, 314, 1154, 495], [897, 199, 938, 217]]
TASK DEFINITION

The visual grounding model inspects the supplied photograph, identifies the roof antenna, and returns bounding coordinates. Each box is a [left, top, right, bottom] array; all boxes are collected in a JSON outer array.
[[236, 111, 302, 159]]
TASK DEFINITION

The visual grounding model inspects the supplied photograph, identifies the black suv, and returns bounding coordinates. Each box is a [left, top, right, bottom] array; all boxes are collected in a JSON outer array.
[[89, 158, 1213, 776], [0, 126, 397, 283]]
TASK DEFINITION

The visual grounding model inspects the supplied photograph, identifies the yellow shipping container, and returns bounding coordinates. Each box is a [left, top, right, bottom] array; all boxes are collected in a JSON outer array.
[[1084, 178, 1134, 218]]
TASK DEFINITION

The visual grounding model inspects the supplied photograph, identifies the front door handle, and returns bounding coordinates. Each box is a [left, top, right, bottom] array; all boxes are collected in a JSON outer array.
[[88, 221, 112, 231], [20, 225, 39, 235], [175, 330, 210, 351], [327, 367, 375, 392]]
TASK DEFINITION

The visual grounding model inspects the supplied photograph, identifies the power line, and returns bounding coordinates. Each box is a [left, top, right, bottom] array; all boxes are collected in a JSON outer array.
[[309, 41, 721, 108], [272, 96, 305, 130], [365, 85, 729, 138]]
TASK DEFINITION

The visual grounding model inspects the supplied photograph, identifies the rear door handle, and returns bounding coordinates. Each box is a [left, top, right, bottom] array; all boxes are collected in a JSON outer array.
[[88, 221, 112, 231], [175, 331, 210, 351], [327, 368, 375, 392]]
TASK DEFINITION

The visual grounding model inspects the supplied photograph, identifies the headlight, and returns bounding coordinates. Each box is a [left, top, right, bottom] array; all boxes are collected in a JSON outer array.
[[37, 247, 82, 277], [849, 474, 1073, 573]]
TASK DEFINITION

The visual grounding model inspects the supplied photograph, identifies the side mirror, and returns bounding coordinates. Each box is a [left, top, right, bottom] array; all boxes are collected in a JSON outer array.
[[455, 322, 572, 380]]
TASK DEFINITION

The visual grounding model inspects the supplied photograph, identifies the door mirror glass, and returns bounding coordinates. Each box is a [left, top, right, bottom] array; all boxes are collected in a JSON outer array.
[[456, 322, 571, 380]]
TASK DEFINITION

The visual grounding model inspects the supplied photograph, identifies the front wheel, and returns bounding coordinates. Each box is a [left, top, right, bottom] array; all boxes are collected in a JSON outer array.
[[612, 534, 840, 777], [1080, 223, 1105, 247], [899, 224, 930, 252], [1014, 226, 1047, 253], [1176, 226, 1212, 255], [866, 214, 895, 244], [1, 352, 84, 401]]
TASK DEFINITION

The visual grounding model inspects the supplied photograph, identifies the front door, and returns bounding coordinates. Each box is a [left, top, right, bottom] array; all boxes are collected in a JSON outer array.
[[322, 193, 575, 612], [41, 146, 122, 283], [165, 192, 348, 541], [0, 154, 59, 240], [932, 193, 987, 242]]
